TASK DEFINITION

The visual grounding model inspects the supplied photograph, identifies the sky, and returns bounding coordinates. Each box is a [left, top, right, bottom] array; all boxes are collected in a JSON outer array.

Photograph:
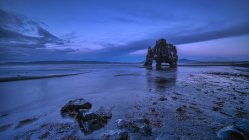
[[0, 0, 249, 62]]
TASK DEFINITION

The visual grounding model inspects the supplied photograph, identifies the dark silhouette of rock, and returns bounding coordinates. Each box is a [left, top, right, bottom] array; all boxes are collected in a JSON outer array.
[[144, 38, 178, 68], [60, 99, 112, 135]]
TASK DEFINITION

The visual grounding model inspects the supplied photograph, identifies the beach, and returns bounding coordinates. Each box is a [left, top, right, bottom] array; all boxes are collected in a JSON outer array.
[[0, 64, 248, 139]]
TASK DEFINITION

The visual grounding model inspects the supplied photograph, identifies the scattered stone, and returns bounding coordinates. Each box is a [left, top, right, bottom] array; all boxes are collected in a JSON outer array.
[[140, 124, 152, 136], [172, 96, 178, 100], [152, 102, 158, 105], [236, 111, 247, 118], [159, 95, 167, 101], [150, 108, 156, 112], [105, 118, 153, 138], [39, 131, 50, 139], [176, 107, 185, 113], [212, 107, 220, 112], [116, 119, 131, 129], [189, 105, 202, 113]]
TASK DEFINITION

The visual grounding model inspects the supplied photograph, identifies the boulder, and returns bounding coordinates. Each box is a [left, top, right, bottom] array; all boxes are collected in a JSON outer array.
[[60, 98, 92, 117]]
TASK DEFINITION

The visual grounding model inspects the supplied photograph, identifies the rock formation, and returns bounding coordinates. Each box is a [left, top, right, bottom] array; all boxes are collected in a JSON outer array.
[[144, 38, 178, 68]]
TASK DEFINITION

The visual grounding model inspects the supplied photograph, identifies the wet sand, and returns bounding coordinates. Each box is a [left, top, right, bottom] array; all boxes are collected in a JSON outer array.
[[0, 64, 248, 139]]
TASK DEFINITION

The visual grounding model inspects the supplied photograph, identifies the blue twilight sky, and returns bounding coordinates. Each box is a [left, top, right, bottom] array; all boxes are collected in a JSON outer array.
[[0, 0, 249, 62]]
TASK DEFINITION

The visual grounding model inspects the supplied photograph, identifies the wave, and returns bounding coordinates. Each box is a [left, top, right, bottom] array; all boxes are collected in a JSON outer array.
[[0, 72, 88, 82]]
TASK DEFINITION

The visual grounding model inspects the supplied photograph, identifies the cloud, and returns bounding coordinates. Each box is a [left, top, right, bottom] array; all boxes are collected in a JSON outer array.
[[167, 20, 249, 44], [0, 9, 77, 62], [112, 17, 139, 24], [0, 9, 65, 48], [82, 20, 249, 60]]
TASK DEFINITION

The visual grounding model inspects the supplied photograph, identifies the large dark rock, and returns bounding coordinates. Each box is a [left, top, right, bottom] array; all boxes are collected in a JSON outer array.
[[60, 98, 92, 117], [60, 99, 112, 135], [77, 111, 112, 134], [144, 38, 178, 68]]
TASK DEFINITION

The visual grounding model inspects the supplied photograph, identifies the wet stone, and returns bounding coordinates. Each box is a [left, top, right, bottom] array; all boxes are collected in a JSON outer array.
[[116, 119, 131, 129], [217, 122, 249, 140], [78, 111, 112, 135], [108, 118, 152, 138], [60, 99, 112, 135], [140, 124, 152, 136], [176, 107, 185, 113], [116, 131, 129, 140], [159, 95, 167, 101], [60, 98, 92, 117]]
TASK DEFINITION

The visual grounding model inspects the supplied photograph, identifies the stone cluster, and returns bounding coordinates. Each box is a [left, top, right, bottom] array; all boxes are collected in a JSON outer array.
[[60, 98, 112, 135]]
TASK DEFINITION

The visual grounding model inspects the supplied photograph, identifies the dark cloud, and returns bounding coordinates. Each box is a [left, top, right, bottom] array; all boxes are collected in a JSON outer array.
[[167, 21, 249, 44], [0, 9, 65, 48], [0, 46, 78, 62], [84, 20, 249, 60], [0, 9, 74, 62], [112, 17, 139, 24]]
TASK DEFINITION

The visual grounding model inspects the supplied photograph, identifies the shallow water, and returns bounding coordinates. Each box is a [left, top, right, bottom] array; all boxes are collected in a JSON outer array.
[[0, 64, 248, 139]]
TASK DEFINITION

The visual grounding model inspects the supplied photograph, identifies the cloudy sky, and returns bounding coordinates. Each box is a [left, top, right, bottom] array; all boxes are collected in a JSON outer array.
[[0, 0, 249, 62]]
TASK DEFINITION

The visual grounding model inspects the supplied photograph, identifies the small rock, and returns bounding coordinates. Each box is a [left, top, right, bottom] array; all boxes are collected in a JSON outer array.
[[116, 131, 129, 140], [133, 118, 150, 125], [116, 119, 130, 129], [172, 96, 178, 100], [176, 107, 185, 113], [217, 122, 249, 140], [159, 96, 167, 101], [140, 125, 152, 136]]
